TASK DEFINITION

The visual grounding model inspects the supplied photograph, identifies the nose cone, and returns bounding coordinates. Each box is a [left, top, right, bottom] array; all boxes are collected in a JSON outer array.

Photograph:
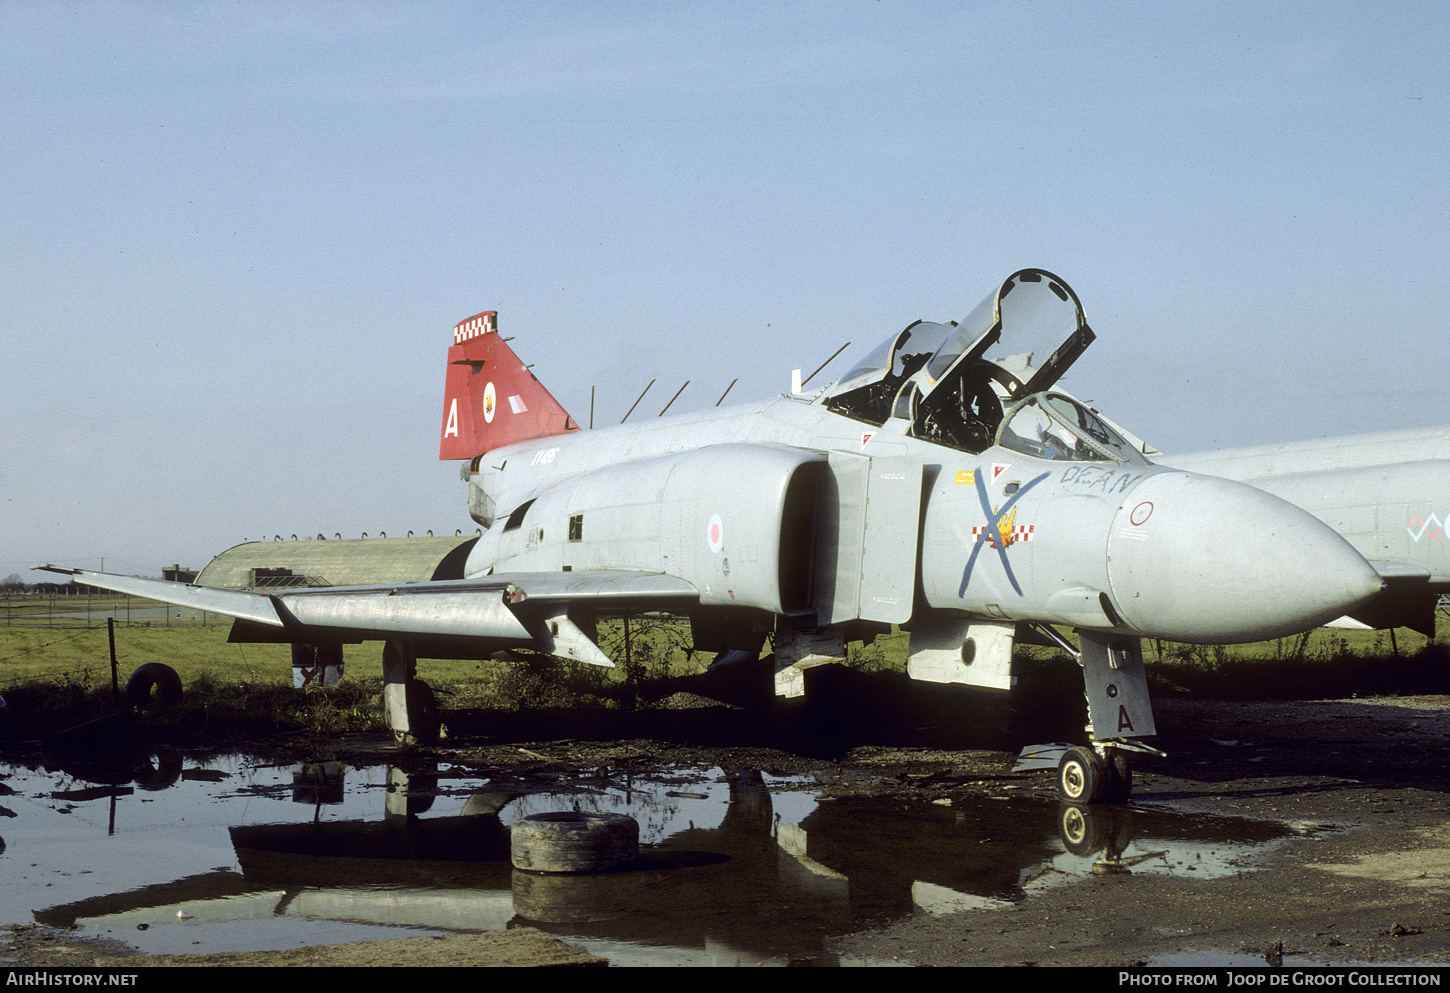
[[1107, 472, 1384, 643]]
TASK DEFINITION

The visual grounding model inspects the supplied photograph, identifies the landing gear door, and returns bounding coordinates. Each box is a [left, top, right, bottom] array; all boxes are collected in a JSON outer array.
[[1079, 631, 1157, 739]]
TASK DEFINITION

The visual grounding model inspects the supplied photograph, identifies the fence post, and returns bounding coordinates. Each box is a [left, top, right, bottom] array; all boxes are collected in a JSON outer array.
[[108, 617, 119, 698]]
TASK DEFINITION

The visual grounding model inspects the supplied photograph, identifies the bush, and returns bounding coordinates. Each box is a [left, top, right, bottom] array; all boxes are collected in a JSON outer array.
[[0, 670, 389, 745], [1147, 641, 1450, 699]]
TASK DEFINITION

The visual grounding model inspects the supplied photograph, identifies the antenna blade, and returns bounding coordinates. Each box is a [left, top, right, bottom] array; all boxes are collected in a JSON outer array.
[[800, 341, 851, 388], [621, 379, 655, 423], [659, 380, 690, 417]]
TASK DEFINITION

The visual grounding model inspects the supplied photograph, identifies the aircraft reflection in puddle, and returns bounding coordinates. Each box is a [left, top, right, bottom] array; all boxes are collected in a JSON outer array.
[[5, 755, 1309, 966]]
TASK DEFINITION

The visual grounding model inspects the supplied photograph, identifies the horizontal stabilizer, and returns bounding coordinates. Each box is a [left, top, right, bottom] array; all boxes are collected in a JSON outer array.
[[35, 566, 284, 628]]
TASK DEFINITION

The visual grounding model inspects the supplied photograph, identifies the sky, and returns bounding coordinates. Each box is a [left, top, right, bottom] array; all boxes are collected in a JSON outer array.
[[4, 0, 1448, 577]]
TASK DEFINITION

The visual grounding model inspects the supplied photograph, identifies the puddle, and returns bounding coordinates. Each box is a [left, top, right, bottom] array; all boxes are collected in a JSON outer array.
[[0, 751, 1302, 966]]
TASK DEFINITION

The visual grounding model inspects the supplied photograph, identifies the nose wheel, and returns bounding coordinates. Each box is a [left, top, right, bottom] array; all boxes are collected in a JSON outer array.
[[1057, 745, 1136, 804], [1014, 739, 1161, 804], [1058, 746, 1105, 803]]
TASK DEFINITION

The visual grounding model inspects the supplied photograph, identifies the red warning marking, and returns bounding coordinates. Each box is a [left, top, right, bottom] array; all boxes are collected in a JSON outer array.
[[992, 463, 1010, 481], [971, 524, 1035, 545]]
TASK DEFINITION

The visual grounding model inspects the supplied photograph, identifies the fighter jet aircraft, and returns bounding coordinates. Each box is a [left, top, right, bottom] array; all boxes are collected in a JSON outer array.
[[40, 269, 1392, 804]]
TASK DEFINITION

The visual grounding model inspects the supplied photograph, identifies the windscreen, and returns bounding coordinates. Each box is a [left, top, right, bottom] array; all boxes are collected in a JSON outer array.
[[997, 393, 1148, 465]]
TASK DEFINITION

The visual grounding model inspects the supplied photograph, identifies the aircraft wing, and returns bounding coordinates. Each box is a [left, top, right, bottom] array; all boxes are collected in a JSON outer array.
[[1324, 559, 1438, 634], [34, 566, 699, 667], [1367, 560, 1433, 582]]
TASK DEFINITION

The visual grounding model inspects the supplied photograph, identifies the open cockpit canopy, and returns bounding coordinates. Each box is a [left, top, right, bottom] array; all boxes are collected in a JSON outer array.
[[824, 269, 1114, 456]]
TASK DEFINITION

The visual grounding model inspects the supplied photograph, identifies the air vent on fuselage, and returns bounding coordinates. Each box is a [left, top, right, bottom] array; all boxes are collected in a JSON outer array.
[[502, 499, 535, 532]]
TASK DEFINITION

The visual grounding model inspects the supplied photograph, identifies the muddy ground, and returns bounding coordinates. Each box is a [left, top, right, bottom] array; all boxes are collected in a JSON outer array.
[[3, 672, 1448, 968]]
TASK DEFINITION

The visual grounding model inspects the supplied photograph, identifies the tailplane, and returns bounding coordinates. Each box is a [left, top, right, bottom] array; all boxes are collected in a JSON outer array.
[[439, 311, 579, 460]]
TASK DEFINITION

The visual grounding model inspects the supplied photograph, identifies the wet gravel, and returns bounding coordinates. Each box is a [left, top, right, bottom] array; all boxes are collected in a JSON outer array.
[[2, 683, 1447, 968]]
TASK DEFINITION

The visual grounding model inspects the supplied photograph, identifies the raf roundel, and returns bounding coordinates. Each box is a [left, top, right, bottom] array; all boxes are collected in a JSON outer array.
[[707, 514, 724, 554], [482, 381, 497, 424]]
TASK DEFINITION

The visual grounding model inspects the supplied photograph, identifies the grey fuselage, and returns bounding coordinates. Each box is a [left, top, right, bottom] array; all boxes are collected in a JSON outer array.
[[463, 390, 1381, 646]]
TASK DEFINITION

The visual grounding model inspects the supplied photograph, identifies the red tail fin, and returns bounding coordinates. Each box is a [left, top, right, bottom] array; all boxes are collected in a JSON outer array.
[[439, 311, 579, 460]]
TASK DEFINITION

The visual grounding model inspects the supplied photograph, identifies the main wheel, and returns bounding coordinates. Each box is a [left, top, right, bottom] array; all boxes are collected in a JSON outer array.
[[1058, 746, 1106, 804], [389, 679, 440, 745]]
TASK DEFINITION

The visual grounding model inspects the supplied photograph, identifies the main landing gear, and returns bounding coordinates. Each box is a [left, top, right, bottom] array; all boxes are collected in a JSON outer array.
[[382, 639, 441, 745]]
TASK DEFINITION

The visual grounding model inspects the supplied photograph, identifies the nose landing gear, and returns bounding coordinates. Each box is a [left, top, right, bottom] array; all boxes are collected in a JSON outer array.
[[1054, 739, 1162, 803]]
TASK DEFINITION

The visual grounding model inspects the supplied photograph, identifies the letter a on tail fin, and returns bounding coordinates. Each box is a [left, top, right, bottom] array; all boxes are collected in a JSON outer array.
[[439, 311, 580, 460]]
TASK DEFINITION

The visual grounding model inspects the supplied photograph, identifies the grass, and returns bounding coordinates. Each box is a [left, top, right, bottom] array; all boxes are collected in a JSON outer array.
[[0, 613, 714, 744], [171, 672, 386, 740], [442, 615, 713, 712], [1, 610, 1445, 746], [0, 593, 225, 627], [0, 671, 388, 746], [0, 624, 295, 692]]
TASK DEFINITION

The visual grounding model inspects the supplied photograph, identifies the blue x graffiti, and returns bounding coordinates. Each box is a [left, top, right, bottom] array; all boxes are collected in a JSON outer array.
[[958, 468, 1051, 598]]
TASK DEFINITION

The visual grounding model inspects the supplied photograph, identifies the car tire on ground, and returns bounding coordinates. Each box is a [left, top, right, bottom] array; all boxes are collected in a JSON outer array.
[[510, 811, 639, 873], [126, 663, 183, 708]]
